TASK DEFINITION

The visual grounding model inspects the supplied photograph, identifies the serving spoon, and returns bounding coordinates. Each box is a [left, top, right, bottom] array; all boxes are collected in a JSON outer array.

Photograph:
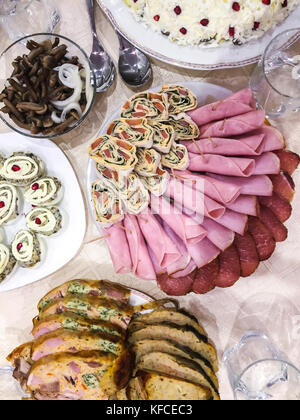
[[86, 0, 115, 92], [117, 33, 152, 87]]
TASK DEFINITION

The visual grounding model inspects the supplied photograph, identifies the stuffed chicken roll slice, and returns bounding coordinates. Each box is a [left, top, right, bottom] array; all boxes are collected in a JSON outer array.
[[11, 230, 41, 268], [89, 135, 137, 173], [135, 148, 161, 177], [0, 181, 19, 226], [91, 180, 124, 226], [107, 118, 154, 149], [161, 84, 197, 114], [161, 143, 189, 171], [24, 177, 63, 207], [148, 120, 175, 154], [121, 92, 169, 120], [26, 207, 62, 236], [140, 166, 170, 197], [164, 113, 200, 141], [0, 152, 45, 186], [0, 243, 16, 283]]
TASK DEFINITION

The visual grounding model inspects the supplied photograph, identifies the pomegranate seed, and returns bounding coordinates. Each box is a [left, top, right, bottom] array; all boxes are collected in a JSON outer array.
[[253, 21, 260, 30], [232, 2, 240, 11], [282, 0, 288, 6], [17, 243, 23, 251], [200, 18, 209, 26], [153, 15, 160, 21], [262, 0, 271, 4], [31, 183, 39, 191], [0, 201, 5, 208], [229, 27, 235, 37], [35, 218, 42, 225], [180, 27, 187, 35], [12, 165, 20, 172], [174, 6, 182, 15]]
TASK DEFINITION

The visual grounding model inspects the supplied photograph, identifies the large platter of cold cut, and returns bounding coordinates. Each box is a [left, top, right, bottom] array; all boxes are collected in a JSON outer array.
[[86, 82, 300, 297]]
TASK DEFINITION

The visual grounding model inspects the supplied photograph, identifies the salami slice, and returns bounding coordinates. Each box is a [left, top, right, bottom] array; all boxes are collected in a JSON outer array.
[[234, 233, 259, 277], [269, 172, 295, 202], [215, 245, 241, 288], [275, 150, 300, 176], [259, 206, 288, 242], [192, 258, 219, 294], [157, 272, 195, 296], [247, 216, 276, 261], [258, 194, 292, 223]]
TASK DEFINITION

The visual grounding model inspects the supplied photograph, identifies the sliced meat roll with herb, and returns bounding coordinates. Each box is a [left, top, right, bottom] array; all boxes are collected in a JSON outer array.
[[89, 135, 137, 173], [11, 229, 41, 268], [139, 165, 170, 197], [0, 181, 19, 226], [161, 143, 189, 171], [24, 177, 63, 207], [121, 92, 169, 120], [163, 113, 200, 140], [37, 279, 131, 311], [0, 243, 16, 283], [0, 152, 44, 186], [161, 84, 197, 114], [26, 207, 62, 236], [91, 180, 124, 226], [135, 148, 161, 177], [107, 118, 154, 149], [148, 120, 175, 154]]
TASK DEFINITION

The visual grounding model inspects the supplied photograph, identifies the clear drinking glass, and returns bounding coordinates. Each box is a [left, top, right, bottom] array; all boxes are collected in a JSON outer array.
[[0, 0, 60, 42], [249, 28, 300, 119], [223, 331, 300, 400]]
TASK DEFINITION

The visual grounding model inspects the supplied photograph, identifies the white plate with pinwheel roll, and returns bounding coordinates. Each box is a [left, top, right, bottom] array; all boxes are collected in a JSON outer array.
[[0, 133, 86, 292]]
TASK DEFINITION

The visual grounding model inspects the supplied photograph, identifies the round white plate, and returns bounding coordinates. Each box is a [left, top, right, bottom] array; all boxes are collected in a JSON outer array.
[[0, 133, 86, 292], [87, 81, 232, 235], [97, 0, 300, 70]]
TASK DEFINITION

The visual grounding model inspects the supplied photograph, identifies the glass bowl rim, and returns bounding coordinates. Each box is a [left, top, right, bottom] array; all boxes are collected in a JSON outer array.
[[0, 32, 97, 139]]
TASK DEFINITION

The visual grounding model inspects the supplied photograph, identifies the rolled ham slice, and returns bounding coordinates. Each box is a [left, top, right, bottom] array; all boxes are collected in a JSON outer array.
[[150, 195, 207, 246], [211, 209, 248, 236], [201, 218, 235, 251], [183, 134, 264, 156], [227, 195, 260, 216], [188, 88, 256, 126], [124, 214, 156, 281], [236, 126, 285, 152], [252, 152, 280, 175], [208, 174, 273, 197], [102, 223, 133, 274], [187, 238, 220, 269], [199, 110, 266, 139], [171, 171, 241, 205], [148, 246, 165, 277], [188, 153, 255, 177], [164, 177, 225, 220], [138, 208, 181, 270]]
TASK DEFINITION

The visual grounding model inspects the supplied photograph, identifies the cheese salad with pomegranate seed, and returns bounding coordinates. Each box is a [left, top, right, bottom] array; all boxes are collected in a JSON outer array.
[[123, 0, 299, 46]]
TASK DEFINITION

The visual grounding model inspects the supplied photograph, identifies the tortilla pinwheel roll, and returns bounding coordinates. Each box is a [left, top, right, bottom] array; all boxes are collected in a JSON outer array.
[[24, 177, 63, 207], [161, 143, 189, 171], [0, 181, 19, 226], [121, 92, 169, 121], [148, 120, 175, 154], [124, 176, 149, 215], [91, 180, 124, 226], [0, 244, 16, 283], [161, 84, 197, 114], [135, 148, 161, 177], [165, 113, 200, 140], [140, 165, 170, 197], [11, 230, 41, 268], [107, 118, 154, 149], [89, 135, 138, 173], [0, 152, 45, 186], [26, 207, 62, 236]]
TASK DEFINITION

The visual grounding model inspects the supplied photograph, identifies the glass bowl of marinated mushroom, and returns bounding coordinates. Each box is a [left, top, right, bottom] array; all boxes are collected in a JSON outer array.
[[0, 33, 96, 138]]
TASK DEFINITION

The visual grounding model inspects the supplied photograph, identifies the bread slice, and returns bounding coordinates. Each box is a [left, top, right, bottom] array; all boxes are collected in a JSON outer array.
[[136, 371, 213, 400], [131, 308, 208, 339], [7, 342, 33, 392], [38, 294, 133, 330], [31, 312, 124, 340], [37, 279, 131, 311], [136, 352, 219, 400], [127, 323, 218, 372], [132, 339, 219, 393], [31, 329, 125, 361]]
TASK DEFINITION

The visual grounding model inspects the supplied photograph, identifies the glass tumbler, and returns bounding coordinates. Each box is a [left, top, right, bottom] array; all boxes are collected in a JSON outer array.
[[0, 0, 60, 42], [223, 331, 300, 400], [249, 28, 300, 118]]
